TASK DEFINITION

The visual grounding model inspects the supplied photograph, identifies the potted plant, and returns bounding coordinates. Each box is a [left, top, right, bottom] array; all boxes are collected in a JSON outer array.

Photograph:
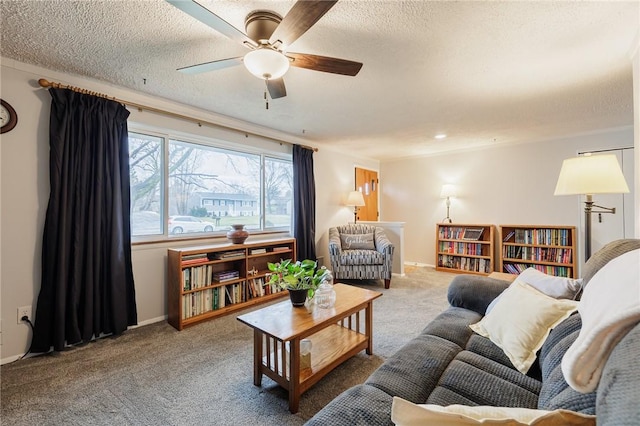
[[267, 259, 331, 306]]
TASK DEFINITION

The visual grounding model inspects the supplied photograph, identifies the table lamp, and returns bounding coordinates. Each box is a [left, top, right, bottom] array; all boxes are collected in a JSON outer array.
[[346, 191, 366, 223], [440, 184, 458, 223]]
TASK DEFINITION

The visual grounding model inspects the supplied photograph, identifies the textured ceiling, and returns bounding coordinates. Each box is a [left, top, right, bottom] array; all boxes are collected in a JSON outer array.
[[1, 0, 638, 160]]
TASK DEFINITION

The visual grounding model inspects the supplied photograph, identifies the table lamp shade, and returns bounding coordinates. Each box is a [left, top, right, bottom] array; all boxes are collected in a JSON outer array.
[[554, 154, 629, 196], [346, 191, 366, 207], [440, 184, 458, 199]]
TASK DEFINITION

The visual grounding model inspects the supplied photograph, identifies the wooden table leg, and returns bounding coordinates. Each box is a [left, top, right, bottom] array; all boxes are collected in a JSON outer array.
[[365, 302, 373, 355], [288, 338, 301, 413], [253, 329, 263, 386]]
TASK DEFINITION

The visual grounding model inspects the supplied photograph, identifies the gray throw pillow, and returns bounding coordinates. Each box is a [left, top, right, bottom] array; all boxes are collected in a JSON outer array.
[[340, 233, 375, 250]]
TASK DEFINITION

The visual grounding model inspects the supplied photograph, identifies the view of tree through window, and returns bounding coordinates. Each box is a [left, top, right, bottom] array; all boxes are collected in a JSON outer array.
[[129, 131, 292, 238], [265, 157, 293, 228], [129, 133, 163, 235]]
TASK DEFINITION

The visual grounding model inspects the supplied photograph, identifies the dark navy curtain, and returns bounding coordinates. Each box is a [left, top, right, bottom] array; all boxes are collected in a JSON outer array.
[[31, 88, 137, 353], [292, 145, 317, 261]]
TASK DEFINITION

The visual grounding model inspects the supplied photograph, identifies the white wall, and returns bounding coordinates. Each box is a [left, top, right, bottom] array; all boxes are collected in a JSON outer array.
[[632, 32, 640, 237], [0, 59, 379, 362], [380, 128, 636, 271]]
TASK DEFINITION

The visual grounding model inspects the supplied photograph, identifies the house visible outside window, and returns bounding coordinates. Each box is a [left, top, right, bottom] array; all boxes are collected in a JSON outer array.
[[128, 131, 292, 240]]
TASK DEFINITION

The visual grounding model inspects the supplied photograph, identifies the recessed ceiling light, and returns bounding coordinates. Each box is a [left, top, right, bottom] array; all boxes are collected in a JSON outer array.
[[435, 134, 447, 139]]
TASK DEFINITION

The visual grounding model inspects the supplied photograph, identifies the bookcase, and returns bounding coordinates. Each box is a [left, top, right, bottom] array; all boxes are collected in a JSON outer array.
[[498, 225, 577, 278], [435, 224, 495, 275], [168, 237, 296, 330]]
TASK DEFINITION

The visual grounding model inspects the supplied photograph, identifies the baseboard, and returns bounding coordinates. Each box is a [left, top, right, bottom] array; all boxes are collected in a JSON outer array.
[[133, 315, 167, 328], [1, 353, 24, 365], [1, 315, 168, 365], [404, 261, 435, 268]]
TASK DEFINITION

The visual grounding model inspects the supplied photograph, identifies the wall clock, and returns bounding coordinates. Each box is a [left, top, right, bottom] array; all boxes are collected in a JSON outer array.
[[1, 99, 18, 134]]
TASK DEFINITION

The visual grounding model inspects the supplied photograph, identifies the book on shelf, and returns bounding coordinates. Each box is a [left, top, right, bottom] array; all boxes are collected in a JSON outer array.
[[212, 250, 245, 260], [250, 248, 267, 255], [502, 263, 571, 277], [182, 253, 207, 261], [503, 230, 515, 242], [212, 270, 240, 282], [181, 257, 209, 266], [271, 246, 290, 252], [462, 228, 484, 241]]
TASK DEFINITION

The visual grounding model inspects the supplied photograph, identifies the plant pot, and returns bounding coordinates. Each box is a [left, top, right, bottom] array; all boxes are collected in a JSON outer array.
[[288, 288, 308, 307], [226, 224, 249, 244]]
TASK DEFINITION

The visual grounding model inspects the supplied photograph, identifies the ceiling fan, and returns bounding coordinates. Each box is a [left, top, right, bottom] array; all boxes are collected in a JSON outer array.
[[166, 0, 363, 101]]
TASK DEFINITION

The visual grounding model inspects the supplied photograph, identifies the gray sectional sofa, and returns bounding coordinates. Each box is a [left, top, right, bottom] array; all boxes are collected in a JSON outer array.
[[306, 239, 640, 425]]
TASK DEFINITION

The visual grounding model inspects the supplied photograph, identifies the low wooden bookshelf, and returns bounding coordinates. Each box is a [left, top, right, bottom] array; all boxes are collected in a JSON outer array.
[[168, 237, 296, 330], [498, 225, 577, 278], [435, 224, 495, 275]]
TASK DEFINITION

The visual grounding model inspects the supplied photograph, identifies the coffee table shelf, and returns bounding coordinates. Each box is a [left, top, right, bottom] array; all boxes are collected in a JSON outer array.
[[300, 324, 368, 384], [237, 284, 382, 413]]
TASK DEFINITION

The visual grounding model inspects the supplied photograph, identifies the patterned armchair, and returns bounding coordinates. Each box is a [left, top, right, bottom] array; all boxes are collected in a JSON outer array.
[[328, 224, 395, 289]]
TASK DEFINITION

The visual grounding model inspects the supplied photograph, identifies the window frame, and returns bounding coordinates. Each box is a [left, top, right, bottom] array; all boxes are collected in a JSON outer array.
[[129, 126, 292, 244]]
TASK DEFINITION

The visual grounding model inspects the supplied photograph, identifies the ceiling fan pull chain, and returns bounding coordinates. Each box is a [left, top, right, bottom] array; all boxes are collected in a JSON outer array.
[[264, 79, 269, 109]]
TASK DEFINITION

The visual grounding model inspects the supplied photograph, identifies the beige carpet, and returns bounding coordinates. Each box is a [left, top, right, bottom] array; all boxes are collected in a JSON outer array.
[[1, 267, 456, 426]]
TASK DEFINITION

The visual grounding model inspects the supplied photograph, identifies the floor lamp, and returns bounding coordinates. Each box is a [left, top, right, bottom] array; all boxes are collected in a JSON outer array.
[[554, 154, 629, 261], [346, 191, 366, 223]]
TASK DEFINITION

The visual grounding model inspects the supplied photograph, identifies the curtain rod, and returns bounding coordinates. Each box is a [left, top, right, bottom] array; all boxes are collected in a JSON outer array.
[[38, 78, 318, 152]]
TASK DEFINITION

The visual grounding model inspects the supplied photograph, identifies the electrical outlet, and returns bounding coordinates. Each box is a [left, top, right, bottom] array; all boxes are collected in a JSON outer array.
[[17, 305, 32, 324]]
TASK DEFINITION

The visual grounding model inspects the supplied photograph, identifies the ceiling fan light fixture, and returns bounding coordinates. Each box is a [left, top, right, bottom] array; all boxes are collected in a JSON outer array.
[[244, 48, 289, 80]]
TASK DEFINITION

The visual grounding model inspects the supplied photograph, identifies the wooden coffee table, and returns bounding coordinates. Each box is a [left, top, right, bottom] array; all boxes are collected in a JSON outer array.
[[237, 283, 383, 413]]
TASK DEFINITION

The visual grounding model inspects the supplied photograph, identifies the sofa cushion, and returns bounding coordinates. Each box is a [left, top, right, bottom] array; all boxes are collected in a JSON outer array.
[[470, 281, 578, 374], [464, 334, 514, 369], [366, 334, 462, 403], [596, 323, 640, 425], [582, 239, 640, 287], [447, 275, 511, 316], [421, 307, 482, 349], [339, 249, 385, 265], [537, 314, 596, 414], [305, 384, 394, 426], [427, 354, 540, 408]]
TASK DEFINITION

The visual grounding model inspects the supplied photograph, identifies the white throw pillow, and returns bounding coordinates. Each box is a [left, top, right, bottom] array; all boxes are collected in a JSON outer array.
[[391, 397, 596, 426], [470, 281, 578, 374], [517, 268, 582, 299], [487, 269, 582, 315]]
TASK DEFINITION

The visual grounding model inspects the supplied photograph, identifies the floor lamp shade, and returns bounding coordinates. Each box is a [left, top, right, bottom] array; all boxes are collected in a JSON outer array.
[[554, 154, 629, 261], [554, 154, 629, 196]]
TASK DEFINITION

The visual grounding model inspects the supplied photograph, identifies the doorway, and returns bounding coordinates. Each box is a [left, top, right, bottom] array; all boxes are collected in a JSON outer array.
[[355, 167, 378, 222]]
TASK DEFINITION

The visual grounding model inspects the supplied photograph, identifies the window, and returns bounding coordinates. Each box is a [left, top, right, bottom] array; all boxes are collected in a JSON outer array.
[[129, 131, 292, 239]]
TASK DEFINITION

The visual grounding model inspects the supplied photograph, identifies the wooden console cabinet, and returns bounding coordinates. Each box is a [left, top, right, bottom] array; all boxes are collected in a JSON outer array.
[[168, 238, 296, 330]]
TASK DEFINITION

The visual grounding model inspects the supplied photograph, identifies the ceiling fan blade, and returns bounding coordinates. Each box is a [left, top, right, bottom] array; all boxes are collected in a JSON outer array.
[[177, 57, 243, 74], [166, 0, 257, 48], [267, 78, 287, 99], [287, 52, 363, 76], [269, 0, 338, 49]]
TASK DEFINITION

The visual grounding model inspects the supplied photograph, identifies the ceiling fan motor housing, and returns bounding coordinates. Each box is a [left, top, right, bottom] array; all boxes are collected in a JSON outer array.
[[245, 10, 282, 45]]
